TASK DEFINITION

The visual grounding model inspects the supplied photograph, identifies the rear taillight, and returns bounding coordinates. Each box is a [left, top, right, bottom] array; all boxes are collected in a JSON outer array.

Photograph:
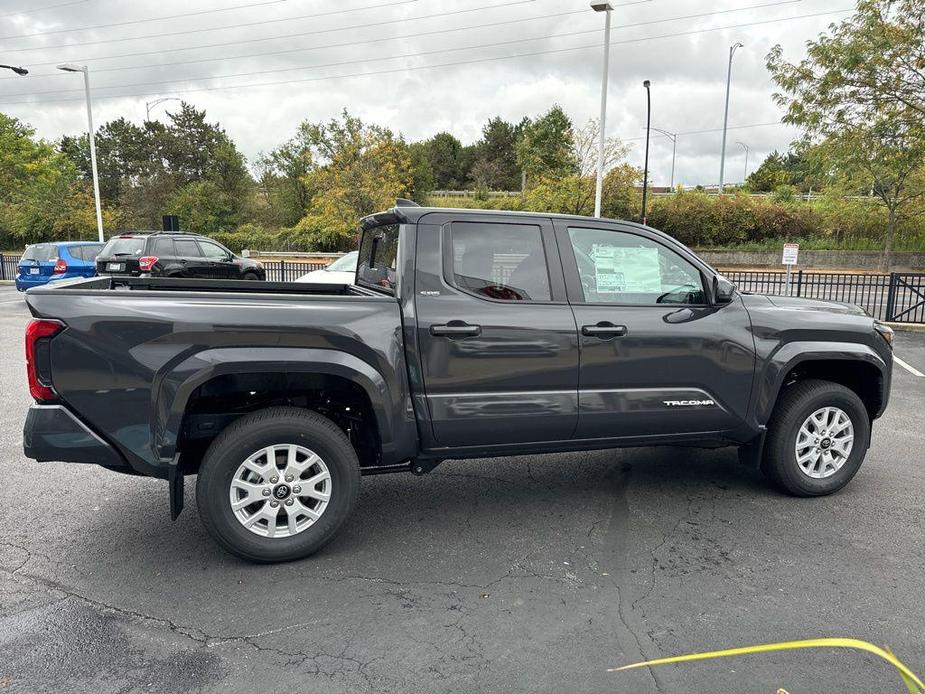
[[53, 258, 67, 274], [138, 256, 158, 272], [25, 319, 64, 402]]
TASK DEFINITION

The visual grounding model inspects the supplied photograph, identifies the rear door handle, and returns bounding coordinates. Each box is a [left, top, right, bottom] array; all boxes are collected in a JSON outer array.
[[581, 322, 628, 338], [430, 321, 481, 338]]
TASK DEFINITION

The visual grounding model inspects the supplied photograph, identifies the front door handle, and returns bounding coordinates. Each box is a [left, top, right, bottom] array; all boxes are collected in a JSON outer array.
[[581, 322, 628, 339], [430, 321, 481, 338]]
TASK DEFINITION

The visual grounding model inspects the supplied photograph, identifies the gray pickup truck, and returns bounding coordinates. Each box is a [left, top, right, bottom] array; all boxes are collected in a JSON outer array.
[[23, 204, 894, 562]]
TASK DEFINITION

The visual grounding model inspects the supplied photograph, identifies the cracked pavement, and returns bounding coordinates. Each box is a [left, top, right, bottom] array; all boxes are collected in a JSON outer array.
[[1, 284, 924, 693]]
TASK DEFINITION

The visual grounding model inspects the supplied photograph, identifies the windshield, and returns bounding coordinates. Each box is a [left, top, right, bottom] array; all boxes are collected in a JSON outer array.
[[21, 244, 57, 262], [326, 251, 358, 272], [102, 236, 147, 257]]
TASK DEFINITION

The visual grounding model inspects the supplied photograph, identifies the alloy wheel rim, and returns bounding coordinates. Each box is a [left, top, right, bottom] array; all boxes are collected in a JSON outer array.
[[229, 444, 332, 538], [794, 406, 854, 479]]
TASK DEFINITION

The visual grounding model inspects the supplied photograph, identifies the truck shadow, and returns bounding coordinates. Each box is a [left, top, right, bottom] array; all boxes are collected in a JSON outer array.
[[77, 445, 775, 565]]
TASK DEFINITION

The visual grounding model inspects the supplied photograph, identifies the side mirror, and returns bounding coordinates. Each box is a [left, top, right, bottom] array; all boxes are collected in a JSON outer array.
[[713, 275, 736, 305]]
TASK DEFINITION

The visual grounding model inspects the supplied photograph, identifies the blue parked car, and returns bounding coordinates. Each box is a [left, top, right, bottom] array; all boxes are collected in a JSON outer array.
[[16, 241, 105, 291]]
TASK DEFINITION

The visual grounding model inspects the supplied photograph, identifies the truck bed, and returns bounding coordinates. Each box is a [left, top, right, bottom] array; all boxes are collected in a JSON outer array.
[[23, 274, 415, 478]]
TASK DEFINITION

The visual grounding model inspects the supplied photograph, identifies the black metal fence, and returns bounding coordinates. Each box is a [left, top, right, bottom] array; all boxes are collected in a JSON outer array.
[[260, 260, 327, 282], [2, 251, 923, 323], [723, 270, 925, 323], [0, 253, 17, 281]]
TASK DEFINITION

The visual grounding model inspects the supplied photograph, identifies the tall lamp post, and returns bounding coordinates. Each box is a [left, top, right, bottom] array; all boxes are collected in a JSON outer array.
[[146, 97, 182, 121], [57, 63, 104, 243], [0, 64, 29, 75], [651, 127, 677, 191], [591, 1, 613, 218], [718, 41, 743, 194], [641, 80, 651, 225], [736, 141, 749, 184]]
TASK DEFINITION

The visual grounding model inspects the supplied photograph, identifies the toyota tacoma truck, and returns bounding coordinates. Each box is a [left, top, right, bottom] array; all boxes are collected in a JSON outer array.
[[22, 204, 894, 562]]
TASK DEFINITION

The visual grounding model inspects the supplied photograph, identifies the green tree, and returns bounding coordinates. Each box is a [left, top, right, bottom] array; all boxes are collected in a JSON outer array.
[[290, 110, 412, 250], [470, 116, 523, 190], [425, 132, 466, 189], [0, 113, 115, 244], [408, 140, 434, 201], [516, 105, 577, 187], [767, 0, 925, 268]]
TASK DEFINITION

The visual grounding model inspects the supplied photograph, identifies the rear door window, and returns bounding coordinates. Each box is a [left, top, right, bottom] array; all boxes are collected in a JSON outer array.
[[174, 239, 203, 257], [69, 244, 104, 261], [447, 222, 551, 302], [150, 237, 176, 257]]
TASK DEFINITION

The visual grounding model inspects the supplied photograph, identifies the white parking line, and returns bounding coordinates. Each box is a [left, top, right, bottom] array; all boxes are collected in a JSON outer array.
[[895, 356, 925, 378]]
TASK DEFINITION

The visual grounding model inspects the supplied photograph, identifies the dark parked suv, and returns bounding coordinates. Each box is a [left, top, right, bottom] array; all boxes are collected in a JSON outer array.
[[96, 231, 265, 280]]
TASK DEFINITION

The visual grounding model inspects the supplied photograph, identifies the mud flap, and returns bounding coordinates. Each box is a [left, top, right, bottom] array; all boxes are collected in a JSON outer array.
[[737, 427, 767, 468], [168, 455, 183, 520]]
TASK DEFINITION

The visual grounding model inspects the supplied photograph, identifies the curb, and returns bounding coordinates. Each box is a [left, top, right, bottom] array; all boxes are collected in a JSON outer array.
[[885, 322, 925, 333]]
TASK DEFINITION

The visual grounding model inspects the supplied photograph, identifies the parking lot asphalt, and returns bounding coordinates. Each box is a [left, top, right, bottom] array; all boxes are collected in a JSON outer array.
[[1, 283, 924, 694]]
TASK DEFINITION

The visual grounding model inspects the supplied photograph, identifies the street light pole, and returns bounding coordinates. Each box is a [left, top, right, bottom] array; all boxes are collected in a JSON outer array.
[[0, 64, 29, 75], [736, 141, 749, 184], [58, 63, 104, 243], [719, 42, 743, 194], [642, 80, 651, 225], [651, 127, 677, 191], [591, 2, 613, 218], [145, 97, 182, 121]]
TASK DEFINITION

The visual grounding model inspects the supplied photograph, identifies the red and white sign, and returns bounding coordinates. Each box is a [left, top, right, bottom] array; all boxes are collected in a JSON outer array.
[[782, 243, 800, 266]]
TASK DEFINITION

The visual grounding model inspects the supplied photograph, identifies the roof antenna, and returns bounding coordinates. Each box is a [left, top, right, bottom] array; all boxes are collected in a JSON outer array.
[[395, 198, 420, 207]]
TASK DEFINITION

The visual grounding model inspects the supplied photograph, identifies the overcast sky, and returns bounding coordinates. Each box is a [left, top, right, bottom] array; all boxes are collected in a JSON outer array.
[[0, 0, 852, 187]]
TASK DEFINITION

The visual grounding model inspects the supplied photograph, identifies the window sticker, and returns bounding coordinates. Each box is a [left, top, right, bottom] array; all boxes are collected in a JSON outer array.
[[590, 244, 661, 293]]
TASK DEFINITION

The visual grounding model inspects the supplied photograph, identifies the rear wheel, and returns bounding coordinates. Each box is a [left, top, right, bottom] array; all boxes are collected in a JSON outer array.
[[761, 379, 870, 496], [196, 407, 360, 562]]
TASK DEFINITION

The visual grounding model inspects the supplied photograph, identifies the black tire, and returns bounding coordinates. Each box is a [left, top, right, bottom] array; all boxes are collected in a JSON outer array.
[[761, 379, 870, 497], [242, 271, 260, 280], [196, 407, 360, 562]]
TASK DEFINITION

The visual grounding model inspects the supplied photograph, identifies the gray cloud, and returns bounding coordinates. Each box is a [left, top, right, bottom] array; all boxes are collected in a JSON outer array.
[[0, 0, 846, 186]]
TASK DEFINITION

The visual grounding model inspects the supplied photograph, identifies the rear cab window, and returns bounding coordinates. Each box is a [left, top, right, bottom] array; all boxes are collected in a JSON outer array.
[[357, 224, 400, 294]]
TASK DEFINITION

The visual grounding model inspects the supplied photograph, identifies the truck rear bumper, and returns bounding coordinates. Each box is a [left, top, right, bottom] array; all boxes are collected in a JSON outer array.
[[23, 404, 127, 468]]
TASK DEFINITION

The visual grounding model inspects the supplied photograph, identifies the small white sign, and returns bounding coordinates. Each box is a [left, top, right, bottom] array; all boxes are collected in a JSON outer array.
[[782, 243, 800, 266]]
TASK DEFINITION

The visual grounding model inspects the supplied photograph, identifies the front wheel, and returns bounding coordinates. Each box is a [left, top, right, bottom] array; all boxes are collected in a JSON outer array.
[[761, 379, 870, 496], [196, 407, 360, 562]]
